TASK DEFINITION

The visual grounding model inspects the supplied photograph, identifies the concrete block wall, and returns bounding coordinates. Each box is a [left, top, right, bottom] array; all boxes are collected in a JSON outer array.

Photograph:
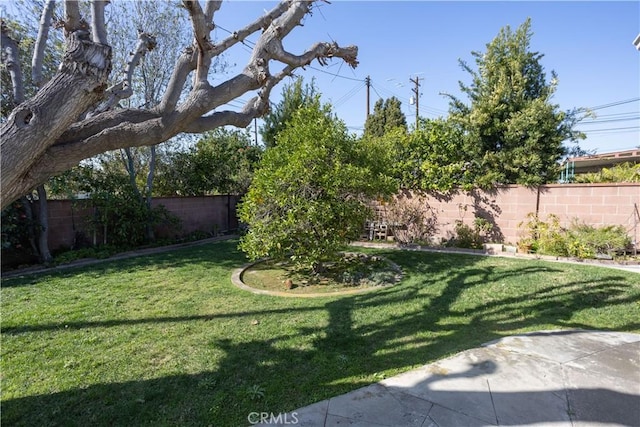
[[42, 195, 239, 250], [538, 184, 639, 232], [151, 196, 238, 238], [39, 185, 640, 251], [384, 184, 639, 247], [46, 199, 94, 250]]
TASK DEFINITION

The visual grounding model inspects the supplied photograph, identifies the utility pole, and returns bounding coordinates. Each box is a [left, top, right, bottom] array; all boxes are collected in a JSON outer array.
[[365, 75, 371, 119], [410, 76, 420, 129], [254, 117, 258, 145]]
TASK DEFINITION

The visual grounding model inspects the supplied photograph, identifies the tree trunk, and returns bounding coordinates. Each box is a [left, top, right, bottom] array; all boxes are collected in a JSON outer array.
[[0, 33, 112, 208], [145, 146, 157, 242], [21, 196, 39, 255], [36, 185, 53, 264], [1, 1, 358, 210]]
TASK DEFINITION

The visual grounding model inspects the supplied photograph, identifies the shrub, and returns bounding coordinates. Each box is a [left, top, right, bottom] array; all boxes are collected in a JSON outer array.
[[89, 184, 181, 248], [517, 213, 631, 259], [386, 194, 438, 245], [448, 217, 493, 249], [567, 222, 631, 257]]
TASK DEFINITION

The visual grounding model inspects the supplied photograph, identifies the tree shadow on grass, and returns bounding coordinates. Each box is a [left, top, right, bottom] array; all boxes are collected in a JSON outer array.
[[2, 250, 639, 426]]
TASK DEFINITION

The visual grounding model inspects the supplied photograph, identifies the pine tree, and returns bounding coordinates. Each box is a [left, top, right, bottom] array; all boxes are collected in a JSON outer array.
[[446, 18, 584, 186], [364, 96, 407, 137]]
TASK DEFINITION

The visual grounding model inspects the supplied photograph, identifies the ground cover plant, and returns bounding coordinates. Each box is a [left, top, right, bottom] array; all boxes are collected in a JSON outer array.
[[242, 253, 402, 294], [2, 239, 639, 426]]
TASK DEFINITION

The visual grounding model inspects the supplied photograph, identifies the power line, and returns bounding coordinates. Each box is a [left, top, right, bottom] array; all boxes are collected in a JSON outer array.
[[370, 83, 385, 101], [589, 111, 639, 119], [578, 125, 640, 134], [588, 97, 640, 111], [308, 65, 364, 82], [333, 82, 366, 109], [579, 116, 640, 125]]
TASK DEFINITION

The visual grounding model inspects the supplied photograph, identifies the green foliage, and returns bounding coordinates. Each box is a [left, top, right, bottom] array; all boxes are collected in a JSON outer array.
[[52, 245, 121, 265], [155, 128, 262, 196], [1, 199, 35, 252], [517, 213, 631, 258], [449, 217, 494, 249], [90, 181, 180, 248], [392, 118, 472, 191], [567, 222, 631, 257], [446, 19, 585, 186], [239, 99, 397, 271], [574, 162, 640, 183], [49, 163, 181, 249], [517, 213, 568, 256], [364, 97, 407, 138], [260, 77, 318, 148]]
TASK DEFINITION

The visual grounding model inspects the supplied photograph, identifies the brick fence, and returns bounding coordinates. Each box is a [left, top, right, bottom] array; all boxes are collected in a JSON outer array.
[[377, 184, 640, 248], [41, 184, 640, 251], [44, 195, 239, 250]]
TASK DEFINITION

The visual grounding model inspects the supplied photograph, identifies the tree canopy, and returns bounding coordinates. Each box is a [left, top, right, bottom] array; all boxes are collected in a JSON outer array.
[[260, 76, 318, 148], [155, 128, 262, 196], [445, 18, 584, 187], [239, 98, 396, 271], [0, 0, 358, 209], [364, 96, 407, 138]]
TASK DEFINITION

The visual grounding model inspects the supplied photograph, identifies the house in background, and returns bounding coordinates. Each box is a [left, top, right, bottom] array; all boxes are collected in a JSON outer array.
[[559, 148, 640, 182]]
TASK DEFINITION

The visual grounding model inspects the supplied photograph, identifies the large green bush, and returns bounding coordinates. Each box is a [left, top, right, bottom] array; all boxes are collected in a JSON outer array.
[[517, 213, 631, 258], [239, 99, 396, 272]]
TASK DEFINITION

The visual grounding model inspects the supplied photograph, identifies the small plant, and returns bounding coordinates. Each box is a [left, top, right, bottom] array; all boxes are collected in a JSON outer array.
[[245, 384, 265, 400], [517, 213, 568, 256], [53, 246, 116, 265], [449, 216, 493, 249], [367, 270, 399, 287], [517, 213, 631, 259], [567, 221, 631, 258]]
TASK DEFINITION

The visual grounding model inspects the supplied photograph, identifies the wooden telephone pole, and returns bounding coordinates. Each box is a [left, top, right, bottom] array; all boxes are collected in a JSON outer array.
[[410, 76, 421, 129], [365, 75, 371, 119]]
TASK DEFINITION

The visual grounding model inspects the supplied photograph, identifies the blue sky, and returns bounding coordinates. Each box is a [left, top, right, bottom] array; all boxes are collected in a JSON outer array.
[[215, 1, 640, 154], [2, 1, 637, 154]]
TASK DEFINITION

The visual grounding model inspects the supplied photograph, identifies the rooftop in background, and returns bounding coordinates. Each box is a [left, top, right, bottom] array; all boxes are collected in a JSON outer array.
[[565, 148, 640, 174]]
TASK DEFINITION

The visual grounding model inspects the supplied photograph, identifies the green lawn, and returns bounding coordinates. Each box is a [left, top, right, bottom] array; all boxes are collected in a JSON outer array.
[[2, 240, 639, 426]]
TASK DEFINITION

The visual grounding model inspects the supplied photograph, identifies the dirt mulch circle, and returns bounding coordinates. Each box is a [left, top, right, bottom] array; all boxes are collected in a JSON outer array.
[[231, 253, 403, 298]]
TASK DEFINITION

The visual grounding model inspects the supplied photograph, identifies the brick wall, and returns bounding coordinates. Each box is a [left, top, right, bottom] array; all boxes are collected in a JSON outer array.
[[151, 196, 238, 238], [380, 184, 640, 247], [42, 195, 239, 250], [39, 185, 640, 251]]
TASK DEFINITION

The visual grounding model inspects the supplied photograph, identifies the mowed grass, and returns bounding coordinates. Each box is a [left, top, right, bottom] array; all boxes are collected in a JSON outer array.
[[2, 240, 639, 426]]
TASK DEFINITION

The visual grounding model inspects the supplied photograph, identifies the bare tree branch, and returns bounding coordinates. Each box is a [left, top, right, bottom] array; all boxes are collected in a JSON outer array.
[[183, 0, 213, 84], [90, 30, 156, 116], [1, 0, 359, 209], [204, 0, 222, 23], [1, 20, 25, 104], [90, 0, 109, 44], [31, 0, 56, 87], [157, 46, 197, 112], [63, 0, 83, 34], [210, 1, 290, 58]]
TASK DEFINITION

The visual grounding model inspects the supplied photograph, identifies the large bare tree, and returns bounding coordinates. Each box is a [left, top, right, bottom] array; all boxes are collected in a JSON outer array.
[[0, 0, 358, 210]]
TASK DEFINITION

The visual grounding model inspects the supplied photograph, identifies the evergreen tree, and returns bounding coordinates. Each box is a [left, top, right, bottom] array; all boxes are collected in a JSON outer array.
[[260, 77, 318, 148], [364, 96, 407, 137], [446, 18, 584, 186]]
